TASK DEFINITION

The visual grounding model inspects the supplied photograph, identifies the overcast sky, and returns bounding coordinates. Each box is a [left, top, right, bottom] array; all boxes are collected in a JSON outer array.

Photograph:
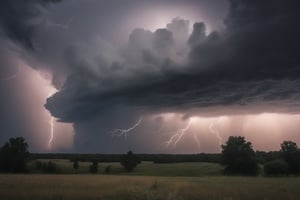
[[1, 0, 300, 153]]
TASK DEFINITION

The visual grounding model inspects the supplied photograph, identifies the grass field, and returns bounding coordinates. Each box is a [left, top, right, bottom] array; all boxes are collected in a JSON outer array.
[[0, 174, 300, 200], [28, 160, 224, 176], [1, 160, 299, 199]]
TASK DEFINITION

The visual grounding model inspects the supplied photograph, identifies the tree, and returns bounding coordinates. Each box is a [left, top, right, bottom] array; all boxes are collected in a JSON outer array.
[[73, 160, 79, 173], [280, 141, 300, 175], [281, 141, 297, 155], [120, 150, 140, 172], [221, 136, 258, 175], [0, 137, 30, 173]]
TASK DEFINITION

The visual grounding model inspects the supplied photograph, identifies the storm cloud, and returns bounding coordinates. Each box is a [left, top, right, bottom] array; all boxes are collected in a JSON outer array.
[[0, 0, 62, 50], [1, 0, 300, 152], [43, 0, 300, 122]]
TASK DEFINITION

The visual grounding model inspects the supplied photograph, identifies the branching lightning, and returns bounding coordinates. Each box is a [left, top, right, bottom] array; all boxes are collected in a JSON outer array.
[[111, 117, 142, 139], [209, 118, 223, 147], [47, 88, 57, 149], [164, 116, 225, 150], [165, 120, 192, 147]]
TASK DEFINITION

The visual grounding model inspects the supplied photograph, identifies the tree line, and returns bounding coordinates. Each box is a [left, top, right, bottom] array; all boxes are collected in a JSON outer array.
[[0, 136, 300, 176], [221, 136, 300, 176], [31, 153, 221, 163]]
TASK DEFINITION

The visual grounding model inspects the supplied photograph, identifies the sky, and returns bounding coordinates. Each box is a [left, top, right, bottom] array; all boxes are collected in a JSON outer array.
[[0, 0, 300, 153]]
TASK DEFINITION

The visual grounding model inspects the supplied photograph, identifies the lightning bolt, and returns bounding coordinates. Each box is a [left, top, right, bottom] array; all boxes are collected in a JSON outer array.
[[111, 117, 142, 139], [48, 115, 55, 148], [192, 131, 201, 148], [209, 119, 223, 147], [47, 88, 57, 149], [166, 120, 192, 147]]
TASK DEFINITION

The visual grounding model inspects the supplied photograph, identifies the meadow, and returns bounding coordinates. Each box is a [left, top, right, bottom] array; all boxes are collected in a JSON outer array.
[[0, 174, 300, 200], [1, 160, 300, 200], [28, 159, 223, 176]]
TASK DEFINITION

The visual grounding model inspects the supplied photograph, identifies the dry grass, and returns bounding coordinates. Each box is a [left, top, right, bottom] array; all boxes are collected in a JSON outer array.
[[0, 174, 299, 200]]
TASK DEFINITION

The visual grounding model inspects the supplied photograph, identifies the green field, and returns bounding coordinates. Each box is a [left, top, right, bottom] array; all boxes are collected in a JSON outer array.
[[29, 160, 224, 176], [0, 174, 300, 200]]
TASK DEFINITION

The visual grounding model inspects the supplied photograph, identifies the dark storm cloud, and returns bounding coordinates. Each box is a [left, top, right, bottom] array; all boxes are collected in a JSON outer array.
[[0, 0, 62, 50], [44, 0, 300, 122], [1, 0, 300, 153], [190, 0, 300, 77], [188, 22, 206, 46]]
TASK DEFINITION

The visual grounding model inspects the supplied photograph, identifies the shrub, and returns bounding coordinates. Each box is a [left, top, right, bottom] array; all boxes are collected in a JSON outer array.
[[73, 160, 79, 172], [89, 161, 98, 173], [105, 165, 111, 174], [35, 161, 43, 170], [264, 159, 289, 176], [42, 161, 59, 174]]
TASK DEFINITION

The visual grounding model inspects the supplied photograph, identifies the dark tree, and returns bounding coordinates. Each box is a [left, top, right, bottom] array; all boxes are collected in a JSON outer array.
[[280, 141, 300, 175], [120, 151, 140, 172], [89, 161, 98, 174], [73, 160, 79, 172], [0, 137, 30, 173], [221, 136, 258, 175]]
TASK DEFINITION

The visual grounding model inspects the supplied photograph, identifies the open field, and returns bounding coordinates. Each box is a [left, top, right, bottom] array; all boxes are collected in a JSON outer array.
[[2, 161, 299, 199], [0, 174, 300, 200], [28, 160, 224, 176]]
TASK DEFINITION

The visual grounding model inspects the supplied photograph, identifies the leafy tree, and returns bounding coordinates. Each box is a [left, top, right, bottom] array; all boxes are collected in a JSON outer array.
[[281, 141, 297, 154], [280, 141, 300, 175], [120, 150, 140, 172], [221, 136, 258, 175], [0, 137, 30, 173]]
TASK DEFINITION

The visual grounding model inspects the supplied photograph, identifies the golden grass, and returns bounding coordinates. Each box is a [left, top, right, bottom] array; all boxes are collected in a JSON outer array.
[[0, 174, 299, 200]]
